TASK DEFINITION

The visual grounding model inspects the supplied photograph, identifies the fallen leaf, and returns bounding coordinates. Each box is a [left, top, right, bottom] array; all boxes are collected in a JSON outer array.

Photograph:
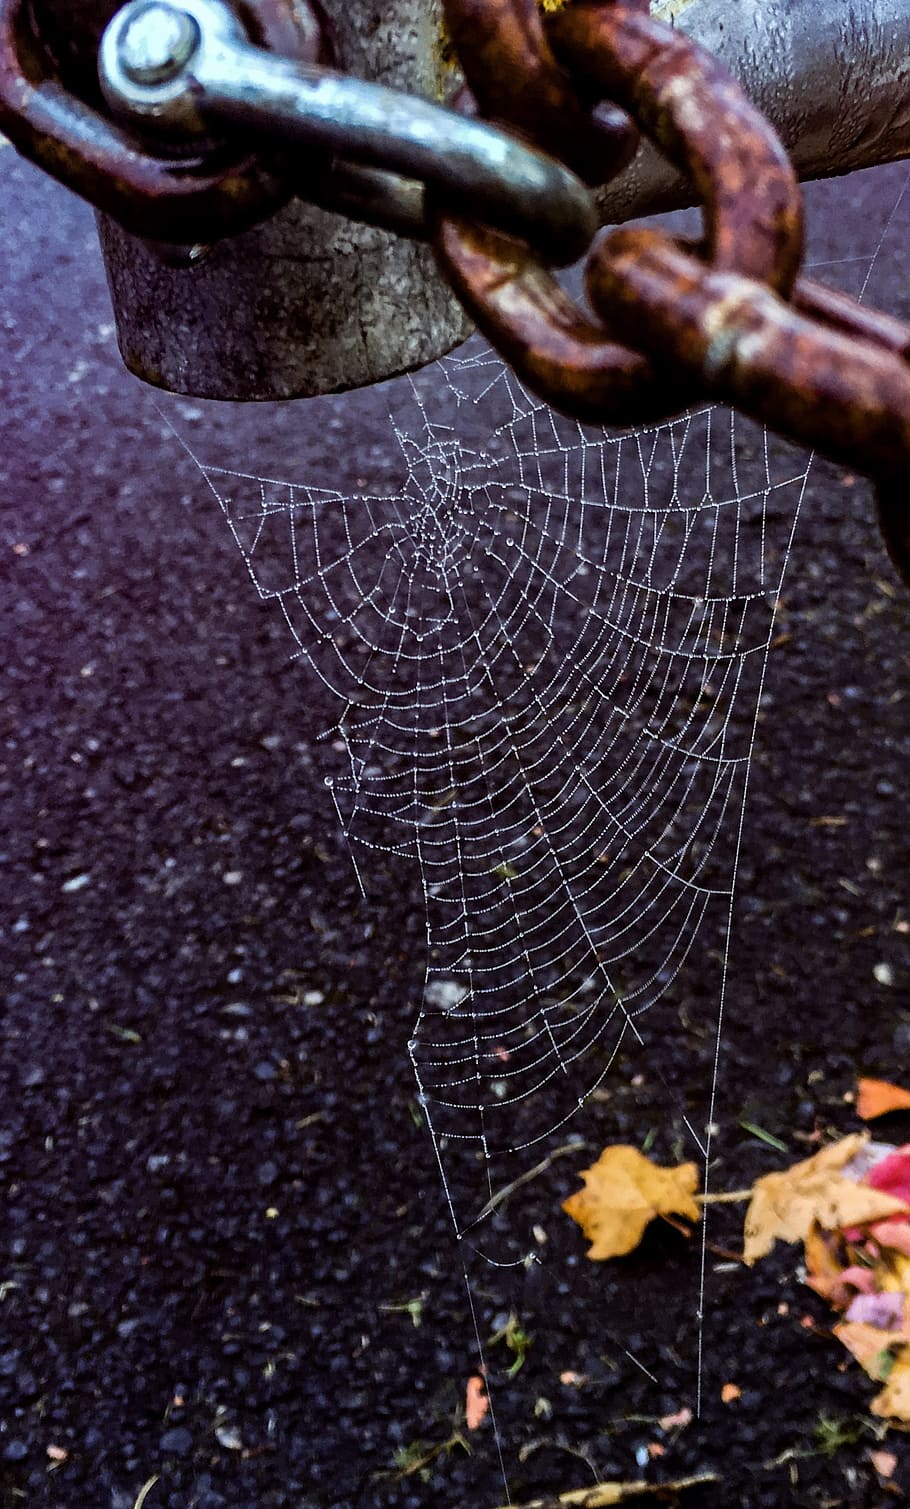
[[721, 1382, 742, 1404], [871, 1350, 910, 1421], [858, 1078, 910, 1119], [466, 1374, 489, 1431], [562, 1146, 700, 1260], [804, 1222, 855, 1305], [743, 1135, 908, 1264], [832, 1321, 903, 1380], [870, 1449, 898, 1479]]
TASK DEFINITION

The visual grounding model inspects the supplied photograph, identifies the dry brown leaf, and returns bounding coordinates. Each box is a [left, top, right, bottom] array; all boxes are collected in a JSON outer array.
[[871, 1350, 910, 1421], [743, 1134, 909, 1264], [858, 1077, 910, 1120], [832, 1321, 904, 1381], [466, 1374, 489, 1431], [562, 1146, 700, 1260], [803, 1222, 853, 1305]]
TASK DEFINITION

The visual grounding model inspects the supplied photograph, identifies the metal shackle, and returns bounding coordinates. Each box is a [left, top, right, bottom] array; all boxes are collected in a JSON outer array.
[[96, 0, 475, 401]]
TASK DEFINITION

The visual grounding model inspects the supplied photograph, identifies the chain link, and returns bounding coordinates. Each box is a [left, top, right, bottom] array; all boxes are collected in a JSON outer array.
[[434, 0, 805, 423], [3, 0, 910, 578], [437, 0, 910, 581], [439, 0, 647, 187]]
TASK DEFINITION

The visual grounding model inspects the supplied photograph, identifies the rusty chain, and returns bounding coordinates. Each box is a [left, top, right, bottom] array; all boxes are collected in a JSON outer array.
[[435, 0, 910, 579], [2, 0, 910, 578]]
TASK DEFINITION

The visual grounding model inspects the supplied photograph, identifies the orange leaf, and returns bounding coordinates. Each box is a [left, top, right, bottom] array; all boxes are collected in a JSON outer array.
[[562, 1145, 700, 1260], [465, 1374, 489, 1431], [857, 1078, 910, 1120]]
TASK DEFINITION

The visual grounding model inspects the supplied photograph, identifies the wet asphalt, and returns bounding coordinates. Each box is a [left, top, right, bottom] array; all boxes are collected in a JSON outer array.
[[2, 147, 910, 1508]]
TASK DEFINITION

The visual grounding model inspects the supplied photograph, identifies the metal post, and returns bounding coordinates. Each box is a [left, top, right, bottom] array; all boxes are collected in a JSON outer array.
[[91, 0, 910, 400], [97, 0, 473, 401], [598, 0, 910, 225]]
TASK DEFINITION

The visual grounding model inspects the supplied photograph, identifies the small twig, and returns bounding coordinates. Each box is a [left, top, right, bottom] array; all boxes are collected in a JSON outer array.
[[696, 1189, 753, 1205], [295, 1111, 328, 1130], [490, 1472, 720, 1508], [660, 1214, 694, 1239], [133, 1478, 159, 1509], [378, 1430, 471, 1482], [704, 1242, 747, 1264], [659, 1214, 746, 1263], [476, 1140, 591, 1223]]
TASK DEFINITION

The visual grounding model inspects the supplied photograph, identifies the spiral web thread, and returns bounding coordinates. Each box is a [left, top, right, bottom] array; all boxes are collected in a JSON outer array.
[[190, 352, 810, 1252]]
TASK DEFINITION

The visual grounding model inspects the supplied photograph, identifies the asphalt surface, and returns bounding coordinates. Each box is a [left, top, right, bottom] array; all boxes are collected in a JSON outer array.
[[2, 148, 910, 1509]]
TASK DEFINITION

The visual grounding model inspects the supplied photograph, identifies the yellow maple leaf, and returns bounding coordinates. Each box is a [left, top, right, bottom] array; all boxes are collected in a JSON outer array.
[[562, 1145, 700, 1260], [743, 1134, 910, 1265]]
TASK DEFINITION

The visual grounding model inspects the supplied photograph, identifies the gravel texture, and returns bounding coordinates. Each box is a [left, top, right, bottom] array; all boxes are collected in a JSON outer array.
[[2, 151, 910, 1508]]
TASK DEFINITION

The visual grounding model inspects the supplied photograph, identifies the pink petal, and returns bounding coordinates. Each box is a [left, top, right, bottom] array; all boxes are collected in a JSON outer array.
[[864, 1145, 910, 1206], [868, 1220, 910, 1257], [845, 1291, 905, 1328], [840, 1264, 878, 1294]]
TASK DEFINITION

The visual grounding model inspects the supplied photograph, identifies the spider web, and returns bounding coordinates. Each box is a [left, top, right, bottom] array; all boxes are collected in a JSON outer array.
[[189, 355, 809, 1248], [157, 167, 910, 1499]]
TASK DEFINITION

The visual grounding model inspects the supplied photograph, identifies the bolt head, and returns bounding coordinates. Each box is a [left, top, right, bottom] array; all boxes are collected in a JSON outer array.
[[117, 2, 201, 86]]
